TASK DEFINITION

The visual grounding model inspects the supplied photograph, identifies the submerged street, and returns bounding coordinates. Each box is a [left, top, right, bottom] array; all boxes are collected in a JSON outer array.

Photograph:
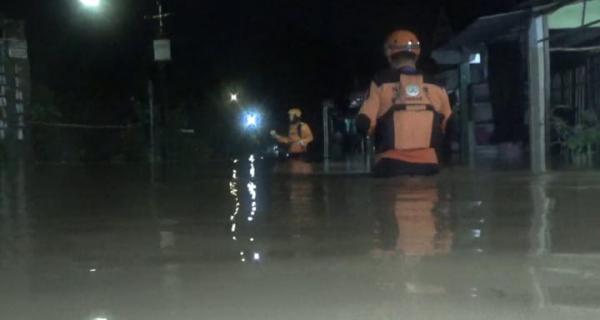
[[3, 0, 600, 319], [1, 161, 600, 319]]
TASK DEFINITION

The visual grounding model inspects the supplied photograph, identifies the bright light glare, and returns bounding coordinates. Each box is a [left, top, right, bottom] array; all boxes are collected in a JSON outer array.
[[80, 0, 101, 8], [230, 93, 239, 102], [242, 111, 261, 130], [245, 114, 258, 128]]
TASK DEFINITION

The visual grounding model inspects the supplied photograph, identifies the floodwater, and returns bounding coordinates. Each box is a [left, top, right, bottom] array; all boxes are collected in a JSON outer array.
[[2, 158, 600, 320]]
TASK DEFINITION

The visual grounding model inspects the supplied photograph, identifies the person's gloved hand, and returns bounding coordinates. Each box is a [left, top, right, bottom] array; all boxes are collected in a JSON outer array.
[[356, 114, 371, 136]]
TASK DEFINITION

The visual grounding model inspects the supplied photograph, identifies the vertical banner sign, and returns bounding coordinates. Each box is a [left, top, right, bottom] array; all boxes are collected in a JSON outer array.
[[153, 39, 172, 62]]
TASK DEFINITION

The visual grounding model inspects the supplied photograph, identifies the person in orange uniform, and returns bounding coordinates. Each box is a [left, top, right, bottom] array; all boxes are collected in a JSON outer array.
[[357, 30, 452, 177], [270, 108, 314, 159]]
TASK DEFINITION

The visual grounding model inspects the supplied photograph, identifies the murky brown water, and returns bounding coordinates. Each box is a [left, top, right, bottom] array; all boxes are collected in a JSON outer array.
[[1, 159, 600, 319]]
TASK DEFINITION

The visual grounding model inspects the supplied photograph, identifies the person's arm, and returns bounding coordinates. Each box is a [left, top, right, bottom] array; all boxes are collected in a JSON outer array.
[[276, 136, 291, 144], [357, 81, 380, 136], [299, 123, 314, 145], [438, 88, 453, 132], [272, 132, 291, 144]]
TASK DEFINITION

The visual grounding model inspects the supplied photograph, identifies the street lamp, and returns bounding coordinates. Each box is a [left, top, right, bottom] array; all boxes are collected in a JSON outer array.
[[245, 113, 258, 128], [79, 0, 101, 8], [242, 110, 262, 130]]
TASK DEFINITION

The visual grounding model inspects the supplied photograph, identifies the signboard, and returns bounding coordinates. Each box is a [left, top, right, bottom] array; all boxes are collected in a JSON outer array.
[[8, 41, 28, 59], [153, 39, 171, 62]]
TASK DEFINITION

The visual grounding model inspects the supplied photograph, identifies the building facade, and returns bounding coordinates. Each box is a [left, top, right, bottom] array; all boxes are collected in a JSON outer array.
[[0, 18, 30, 160]]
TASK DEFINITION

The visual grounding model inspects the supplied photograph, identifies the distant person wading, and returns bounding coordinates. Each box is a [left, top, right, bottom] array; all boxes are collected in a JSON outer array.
[[270, 108, 314, 160]]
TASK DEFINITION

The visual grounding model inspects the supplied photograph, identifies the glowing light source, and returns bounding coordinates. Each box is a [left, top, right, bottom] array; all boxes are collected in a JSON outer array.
[[80, 0, 101, 8], [245, 113, 258, 128], [242, 111, 262, 130], [230, 93, 239, 102]]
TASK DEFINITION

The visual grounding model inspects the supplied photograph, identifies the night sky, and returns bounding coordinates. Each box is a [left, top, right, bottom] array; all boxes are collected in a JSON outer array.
[[2, 0, 522, 123]]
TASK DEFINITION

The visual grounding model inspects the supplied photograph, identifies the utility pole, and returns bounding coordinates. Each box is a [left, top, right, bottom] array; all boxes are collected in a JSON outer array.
[[528, 15, 548, 174], [145, 0, 173, 164]]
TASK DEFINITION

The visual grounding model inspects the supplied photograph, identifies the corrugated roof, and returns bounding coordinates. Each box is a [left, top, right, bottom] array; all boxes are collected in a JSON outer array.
[[434, 0, 600, 59], [436, 10, 531, 51]]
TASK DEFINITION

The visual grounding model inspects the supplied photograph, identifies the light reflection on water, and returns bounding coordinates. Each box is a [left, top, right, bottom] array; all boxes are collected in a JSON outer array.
[[229, 155, 262, 263]]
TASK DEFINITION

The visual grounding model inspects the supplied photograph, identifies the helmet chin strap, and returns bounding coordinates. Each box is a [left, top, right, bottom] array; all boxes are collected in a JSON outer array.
[[397, 65, 418, 74]]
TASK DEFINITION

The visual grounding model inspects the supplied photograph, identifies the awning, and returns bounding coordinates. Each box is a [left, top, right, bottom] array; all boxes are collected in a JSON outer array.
[[546, 0, 600, 50], [551, 27, 600, 48], [438, 10, 531, 51], [432, 10, 531, 64], [432, 1, 600, 64], [547, 0, 600, 28]]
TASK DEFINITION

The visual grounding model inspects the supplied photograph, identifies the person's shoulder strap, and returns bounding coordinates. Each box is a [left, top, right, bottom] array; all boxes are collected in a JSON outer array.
[[297, 122, 304, 137]]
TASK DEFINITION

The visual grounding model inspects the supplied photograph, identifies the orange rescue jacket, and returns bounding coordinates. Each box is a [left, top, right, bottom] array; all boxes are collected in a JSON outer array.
[[274, 122, 314, 154], [359, 70, 452, 164]]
